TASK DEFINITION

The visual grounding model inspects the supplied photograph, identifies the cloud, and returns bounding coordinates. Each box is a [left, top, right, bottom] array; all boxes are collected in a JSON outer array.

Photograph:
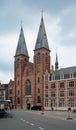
[[42, 6, 76, 48], [23, 0, 76, 13], [0, 34, 17, 77], [0, 71, 13, 83], [57, 6, 76, 46], [0, 0, 76, 83]]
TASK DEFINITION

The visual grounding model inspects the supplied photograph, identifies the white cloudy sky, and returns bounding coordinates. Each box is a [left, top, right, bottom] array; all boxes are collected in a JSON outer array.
[[0, 0, 76, 83]]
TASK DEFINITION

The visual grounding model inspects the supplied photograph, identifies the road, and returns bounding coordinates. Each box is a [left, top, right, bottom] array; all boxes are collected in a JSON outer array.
[[0, 110, 76, 130]]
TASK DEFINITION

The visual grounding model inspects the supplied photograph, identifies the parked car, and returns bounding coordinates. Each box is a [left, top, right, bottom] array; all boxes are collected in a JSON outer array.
[[31, 106, 42, 110]]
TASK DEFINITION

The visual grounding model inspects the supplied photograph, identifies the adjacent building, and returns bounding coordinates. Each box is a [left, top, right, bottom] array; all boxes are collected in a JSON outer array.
[[44, 66, 76, 110], [0, 83, 8, 101]]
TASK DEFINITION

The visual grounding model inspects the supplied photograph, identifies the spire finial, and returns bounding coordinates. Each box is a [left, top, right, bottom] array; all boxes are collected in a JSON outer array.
[[56, 47, 58, 55], [41, 9, 43, 17], [55, 48, 59, 70], [21, 20, 23, 28]]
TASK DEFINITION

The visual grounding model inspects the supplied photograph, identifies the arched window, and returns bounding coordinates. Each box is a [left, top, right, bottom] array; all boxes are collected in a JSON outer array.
[[25, 80, 31, 95], [18, 90, 20, 95], [38, 77, 40, 83], [45, 53, 48, 64], [37, 96, 41, 103], [18, 80, 19, 86], [38, 88, 40, 93], [17, 59, 20, 68], [37, 53, 41, 64], [17, 97, 20, 104], [24, 59, 27, 67]]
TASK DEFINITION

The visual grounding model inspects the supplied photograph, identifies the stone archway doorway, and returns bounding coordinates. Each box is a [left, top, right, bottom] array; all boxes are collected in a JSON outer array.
[[26, 99, 30, 110]]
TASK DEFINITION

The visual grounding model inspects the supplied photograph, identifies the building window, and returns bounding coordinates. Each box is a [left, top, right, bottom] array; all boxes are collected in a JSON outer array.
[[24, 59, 27, 67], [51, 83, 55, 88], [18, 80, 19, 86], [69, 90, 74, 96], [17, 97, 20, 104], [17, 59, 20, 68], [59, 100, 65, 107], [25, 80, 31, 95], [37, 53, 41, 64], [38, 77, 40, 83], [60, 91, 64, 97], [37, 96, 41, 103], [9, 89, 12, 94], [38, 88, 40, 93], [45, 91, 48, 97], [45, 53, 48, 64], [45, 99, 48, 107], [45, 84, 48, 89], [64, 73, 69, 79], [69, 81, 74, 87], [74, 73, 76, 78], [68, 99, 74, 107], [60, 82, 64, 88], [51, 100, 56, 107], [51, 91, 55, 97], [55, 75, 60, 80], [18, 90, 20, 95]]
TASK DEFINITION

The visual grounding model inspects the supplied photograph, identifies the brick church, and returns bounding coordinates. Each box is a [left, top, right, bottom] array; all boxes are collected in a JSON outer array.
[[14, 15, 76, 110], [14, 15, 50, 109]]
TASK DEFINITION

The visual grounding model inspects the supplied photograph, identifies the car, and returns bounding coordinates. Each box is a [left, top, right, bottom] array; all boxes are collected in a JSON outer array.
[[31, 106, 42, 110]]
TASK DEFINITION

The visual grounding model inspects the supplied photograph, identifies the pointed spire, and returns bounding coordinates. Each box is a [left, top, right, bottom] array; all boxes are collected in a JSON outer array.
[[35, 15, 50, 51], [15, 26, 29, 57], [41, 9, 43, 17], [55, 51, 59, 70]]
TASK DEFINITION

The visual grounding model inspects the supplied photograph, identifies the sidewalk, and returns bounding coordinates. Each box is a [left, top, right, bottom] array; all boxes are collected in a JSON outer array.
[[43, 111, 76, 121], [29, 110, 76, 121]]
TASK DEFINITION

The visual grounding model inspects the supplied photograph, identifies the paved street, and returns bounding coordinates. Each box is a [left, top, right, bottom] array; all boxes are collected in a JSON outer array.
[[0, 109, 76, 130]]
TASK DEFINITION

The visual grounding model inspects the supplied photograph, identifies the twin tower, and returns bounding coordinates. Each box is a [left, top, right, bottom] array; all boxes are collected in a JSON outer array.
[[14, 16, 52, 109]]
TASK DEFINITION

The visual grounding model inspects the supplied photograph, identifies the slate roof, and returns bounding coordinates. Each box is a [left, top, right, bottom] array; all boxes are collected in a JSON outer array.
[[54, 66, 76, 75], [50, 66, 76, 81], [35, 16, 50, 51], [15, 26, 29, 57]]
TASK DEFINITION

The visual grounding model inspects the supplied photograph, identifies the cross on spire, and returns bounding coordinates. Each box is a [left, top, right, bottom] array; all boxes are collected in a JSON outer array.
[[41, 9, 44, 17], [21, 20, 23, 27]]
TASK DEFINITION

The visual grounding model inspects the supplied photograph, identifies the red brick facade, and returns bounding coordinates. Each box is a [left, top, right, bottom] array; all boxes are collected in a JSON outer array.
[[14, 48, 50, 109], [13, 16, 51, 109], [34, 49, 50, 106]]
